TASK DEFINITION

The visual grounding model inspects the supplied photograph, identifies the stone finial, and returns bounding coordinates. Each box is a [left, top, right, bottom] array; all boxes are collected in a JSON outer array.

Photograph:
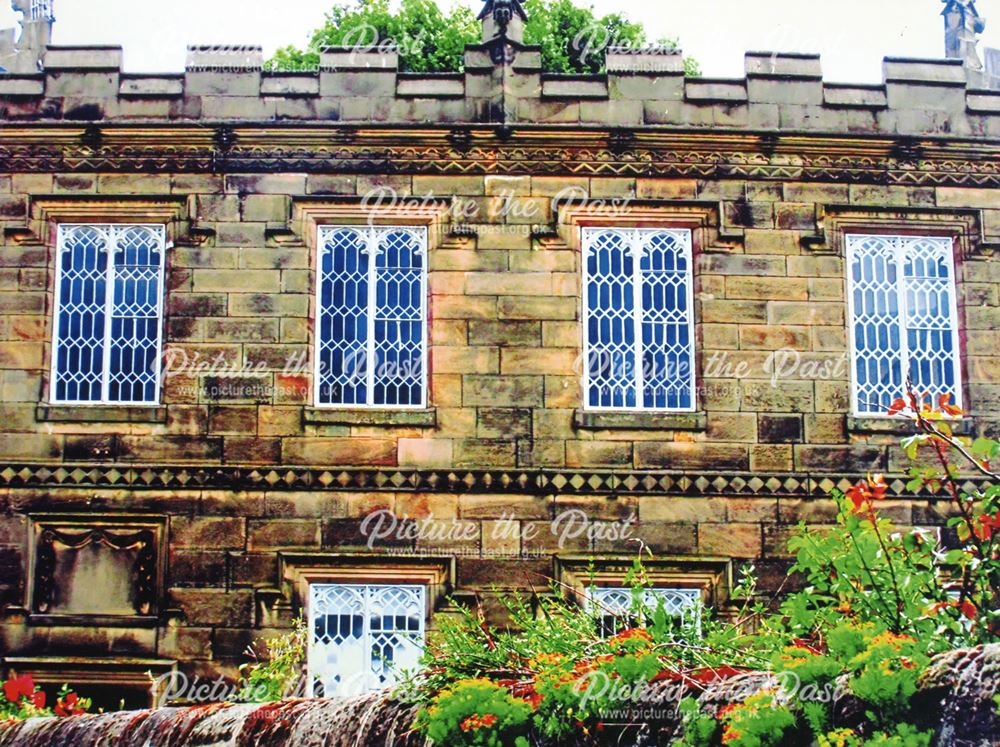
[[942, 0, 986, 71], [479, 0, 527, 44], [0, 0, 55, 73]]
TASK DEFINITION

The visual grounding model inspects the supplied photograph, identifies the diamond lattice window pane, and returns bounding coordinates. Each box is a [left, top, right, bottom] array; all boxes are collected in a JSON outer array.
[[316, 226, 427, 408], [317, 228, 369, 406], [308, 583, 425, 697], [589, 586, 702, 637], [52, 224, 165, 405], [583, 228, 695, 412], [847, 234, 961, 416]]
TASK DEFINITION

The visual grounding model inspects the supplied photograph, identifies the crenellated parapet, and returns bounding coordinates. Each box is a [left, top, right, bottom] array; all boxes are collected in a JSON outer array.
[[1, 43, 1000, 138]]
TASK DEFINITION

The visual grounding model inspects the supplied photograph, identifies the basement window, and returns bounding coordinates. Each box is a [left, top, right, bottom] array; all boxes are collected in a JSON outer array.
[[50, 224, 166, 406], [307, 583, 426, 697], [582, 227, 696, 412], [846, 234, 962, 417], [315, 226, 428, 409], [587, 586, 702, 637]]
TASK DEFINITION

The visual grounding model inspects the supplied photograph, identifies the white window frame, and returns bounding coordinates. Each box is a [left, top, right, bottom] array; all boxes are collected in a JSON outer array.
[[581, 227, 697, 413], [307, 582, 426, 697], [49, 223, 167, 406], [314, 225, 428, 410], [845, 233, 963, 418]]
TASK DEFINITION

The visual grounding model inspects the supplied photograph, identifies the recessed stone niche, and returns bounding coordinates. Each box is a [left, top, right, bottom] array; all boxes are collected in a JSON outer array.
[[30, 516, 164, 620]]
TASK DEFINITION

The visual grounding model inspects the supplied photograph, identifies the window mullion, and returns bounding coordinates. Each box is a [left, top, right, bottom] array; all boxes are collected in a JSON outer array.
[[362, 585, 372, 690], [101, 225, 117, 404], [631, 230, 645, 409], [366, 228, 378, 407], [895, 237, 911, 401]]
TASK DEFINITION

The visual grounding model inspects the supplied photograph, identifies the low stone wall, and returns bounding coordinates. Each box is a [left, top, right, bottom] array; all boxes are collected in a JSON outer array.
[[0, 645, 996, 746]]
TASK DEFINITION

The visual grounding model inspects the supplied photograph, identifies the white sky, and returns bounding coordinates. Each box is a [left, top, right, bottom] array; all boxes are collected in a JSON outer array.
[[3, 0, 999, 83]]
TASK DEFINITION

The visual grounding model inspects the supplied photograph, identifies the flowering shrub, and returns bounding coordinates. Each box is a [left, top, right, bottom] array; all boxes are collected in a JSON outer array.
[[416, 679, 533, 747], [399, 393, 998, 745], [0, 674, 88, 721], [781, 394, 998, 650], [716, 690, 797, 746]]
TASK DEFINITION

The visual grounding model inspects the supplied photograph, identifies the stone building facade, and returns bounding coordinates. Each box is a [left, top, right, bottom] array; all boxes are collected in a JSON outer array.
[[0, 2, 999, 708]]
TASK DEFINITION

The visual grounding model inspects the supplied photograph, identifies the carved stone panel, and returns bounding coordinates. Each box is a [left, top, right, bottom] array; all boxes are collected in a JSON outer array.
[[29, 516, 164, 620]]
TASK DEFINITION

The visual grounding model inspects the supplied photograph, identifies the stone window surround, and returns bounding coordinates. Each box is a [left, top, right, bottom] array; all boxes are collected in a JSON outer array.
[[556, 199, 736, 433], [811, 206, 984, 435], [25, 196, 190, 425], [277, 552, 454, 625], [293, 198, 451, 429], [19, 513, 167, 628], [555, 554, 733, 615]]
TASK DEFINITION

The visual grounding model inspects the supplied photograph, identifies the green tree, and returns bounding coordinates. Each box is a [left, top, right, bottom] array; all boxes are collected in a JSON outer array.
[[267, 0, 700, 75]]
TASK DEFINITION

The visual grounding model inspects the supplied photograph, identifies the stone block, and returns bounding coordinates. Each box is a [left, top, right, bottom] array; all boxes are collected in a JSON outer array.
[[169, 589, 254, 626], [477, 408, 532, 439], [634, 442, 749, 470], [464, 375, 544, 407], [248, 519, 321, 549], [398, 438, 453, 468], [698, 523, 761, 558], [638, 497, 727, 523], [453, 439, 517, 467], [498, 297, 576, 320], [794, 445, 885, 472], [171, 517, 246, 550], [283, 438, 396, 466], [758, 414, 803, 443], [726, 277, 808, 301]]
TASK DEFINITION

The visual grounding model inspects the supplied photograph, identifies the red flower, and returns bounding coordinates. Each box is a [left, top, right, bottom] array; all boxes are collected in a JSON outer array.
[[973, 513, 1000, 541], [3, 675, 34, 704], [30, 690, 45, 709], [55, 692, 85, 717]]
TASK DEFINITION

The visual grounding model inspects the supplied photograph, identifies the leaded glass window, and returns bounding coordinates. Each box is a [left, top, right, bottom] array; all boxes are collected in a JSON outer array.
[[308, 583, 425, 697], [846, 234, 962, 417], [582, 227, 696, 411], [588, 586, 702, 637], [316, 226, 427, 408], [51, 224, 166, 405]]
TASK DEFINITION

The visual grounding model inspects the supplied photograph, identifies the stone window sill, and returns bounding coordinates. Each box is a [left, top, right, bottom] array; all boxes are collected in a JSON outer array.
[[847, 416, 972, 436], [303, 407, 437, 427], [36, 405, 168, 424], [573, 410, 707, 431]]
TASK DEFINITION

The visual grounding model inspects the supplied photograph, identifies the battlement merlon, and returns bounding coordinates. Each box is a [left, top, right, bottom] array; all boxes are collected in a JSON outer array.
[[1, 43, 999, 140]]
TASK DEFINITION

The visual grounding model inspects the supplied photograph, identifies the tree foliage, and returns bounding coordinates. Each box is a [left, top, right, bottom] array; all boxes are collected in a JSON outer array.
[[266, 0, 700, 75]]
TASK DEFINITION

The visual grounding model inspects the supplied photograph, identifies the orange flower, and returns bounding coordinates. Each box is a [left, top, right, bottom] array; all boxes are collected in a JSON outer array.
[[722, 727, 743, 743], [845, 474, 887, 517], [959, 599, 978, 620], [938, 394, 963, 418]]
